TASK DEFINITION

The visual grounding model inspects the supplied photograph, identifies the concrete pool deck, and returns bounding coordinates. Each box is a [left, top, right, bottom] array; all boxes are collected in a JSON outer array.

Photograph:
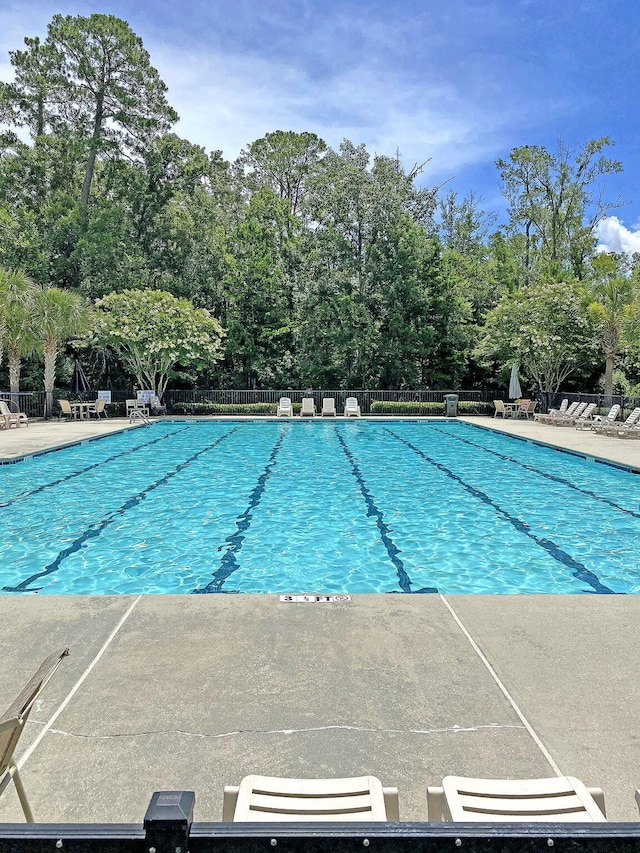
[[0, 416, 639, 825]]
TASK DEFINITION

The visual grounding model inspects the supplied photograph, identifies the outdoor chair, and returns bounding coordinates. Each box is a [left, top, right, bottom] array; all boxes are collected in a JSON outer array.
[[594, 406, 640, 435], [86, 398, 108, 419], [0, 400, 28, 428], [550, 401, 588, 425], [276, 397, 293, 417], [344, 397, 361, 417], [300, 397, 316, 417], [493, 400, 506, 418], [149, 395, 166, 416], [563, 402, 598, 428], [515, 399, 536, 419], [0, 648, 69, 821], [535, 400, 574, 424], [427, 776, 606, 822], [577, 403, 620, 431], [58, 399, 76, 421], [322, 398, 337, 417], [223, 775, 399, 822]]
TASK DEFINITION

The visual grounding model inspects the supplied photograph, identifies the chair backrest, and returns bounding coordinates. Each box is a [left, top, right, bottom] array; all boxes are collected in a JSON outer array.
[[625, 407, 640, 425], [300, 398, 315, 414], [559, 399, 569, 412], [279, 397, 291, 408], [580, 403, 597, 419], [434, 775, 606, 822], [571, 402, 588, 418], [94, 398, 106, 413], [59, 399, 72, 414], [493, 400, 505, 413], [518, 399, 531, 412], [605, 404, 620, 421], [0, 649, 69, 775], [322, 398, 336, 414], [0, 401, 11, 417], [345, 397, 358, 410], [226, 775, 394, 822], [526, 400, 537, 413], [562, 401, 579, 417]]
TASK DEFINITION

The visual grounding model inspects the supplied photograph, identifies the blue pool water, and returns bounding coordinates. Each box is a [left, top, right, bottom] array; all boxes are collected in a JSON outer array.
[[1, 419, 639, 595]]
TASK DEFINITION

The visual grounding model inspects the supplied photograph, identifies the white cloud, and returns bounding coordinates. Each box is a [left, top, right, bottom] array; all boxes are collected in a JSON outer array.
[[595, 216, 640, 256]]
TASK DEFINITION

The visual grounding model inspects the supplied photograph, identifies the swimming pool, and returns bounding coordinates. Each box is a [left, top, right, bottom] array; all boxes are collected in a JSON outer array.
[[1, 420, 639, 595]]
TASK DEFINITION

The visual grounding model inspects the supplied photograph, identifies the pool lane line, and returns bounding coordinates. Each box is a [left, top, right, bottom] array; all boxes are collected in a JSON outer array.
[[383, 427, 616, 595], [439, 595, 564, 776], [333, 428, 427, 594], [192, 426, 289, 594], [17, 594, 142, 770], [0, 423, 197, 511], [429, 423, 640, 521], [3, 427, 240, 593]]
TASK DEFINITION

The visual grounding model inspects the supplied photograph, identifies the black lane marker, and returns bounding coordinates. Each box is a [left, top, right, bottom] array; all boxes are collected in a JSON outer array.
[[333, 428, 434, 594], [429, 424, 640, 521], [3, 428, 239, 593], [0, 424, 195, 510], [383, 427, 616, 595], [192, 427, 288, 594]]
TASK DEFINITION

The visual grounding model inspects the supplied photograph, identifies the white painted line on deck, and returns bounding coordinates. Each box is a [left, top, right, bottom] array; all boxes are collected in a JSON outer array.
[[18, 595, 142, 769], [440, 594, 563, 776]]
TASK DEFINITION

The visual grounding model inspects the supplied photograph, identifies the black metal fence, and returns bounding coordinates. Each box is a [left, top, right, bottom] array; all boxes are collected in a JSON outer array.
[[5, 389, 640, 420], [1, 790, 640, 853]]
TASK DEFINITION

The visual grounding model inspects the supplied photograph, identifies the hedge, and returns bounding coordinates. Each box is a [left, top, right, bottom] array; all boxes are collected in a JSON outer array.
[[369, 400, 493, 415]]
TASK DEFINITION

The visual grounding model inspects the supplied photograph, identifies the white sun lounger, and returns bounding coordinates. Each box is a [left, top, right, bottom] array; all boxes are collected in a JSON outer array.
[[276, 397, 293, 417], [223, 775, 399, 822], [427, 775, 606, 822]]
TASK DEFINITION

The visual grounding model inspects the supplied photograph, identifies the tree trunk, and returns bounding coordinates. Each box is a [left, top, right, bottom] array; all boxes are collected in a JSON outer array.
[[604, 352, 615, 396], [81, 95, 104, 205], [8, 346, 21, 393], [43, 340, 57, 419]]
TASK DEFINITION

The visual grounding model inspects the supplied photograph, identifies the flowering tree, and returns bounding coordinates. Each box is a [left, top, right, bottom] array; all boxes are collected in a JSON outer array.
[[92, 289, 224, 396], [476, 279, 595, 392]]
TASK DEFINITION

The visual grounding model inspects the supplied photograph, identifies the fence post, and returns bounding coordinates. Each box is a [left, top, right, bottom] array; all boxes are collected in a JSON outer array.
[[144, 791, 195, 853]]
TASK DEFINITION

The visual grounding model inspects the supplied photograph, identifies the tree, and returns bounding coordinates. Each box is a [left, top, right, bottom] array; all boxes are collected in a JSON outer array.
[[0, 268, 37, 391], [496, 138, 626, 279], [587, 252, 640, 394], [237, 130, 327, 217], [91, 289, 225, 396], [2, 14, 178, 204], [34, 286, 89, 416], [476, 278, 595, 392]]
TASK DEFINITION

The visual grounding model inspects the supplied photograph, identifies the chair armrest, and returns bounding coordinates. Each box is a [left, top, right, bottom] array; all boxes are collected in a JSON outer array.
[[222, 785, 239, 821], [426, 786, 445, 820], [382, 786, 399, 821], [587, 787, 606, 817]]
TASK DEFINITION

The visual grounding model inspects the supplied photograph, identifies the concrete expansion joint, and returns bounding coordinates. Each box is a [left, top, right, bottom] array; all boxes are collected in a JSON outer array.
[[33, 722, 526, 740]]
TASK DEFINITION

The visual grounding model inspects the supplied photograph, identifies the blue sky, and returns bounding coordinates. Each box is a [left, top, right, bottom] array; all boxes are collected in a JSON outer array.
[[1, 0, 639, 251]]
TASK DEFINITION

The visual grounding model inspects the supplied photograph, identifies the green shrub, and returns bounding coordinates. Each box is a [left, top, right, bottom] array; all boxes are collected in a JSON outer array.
[[370, 401, 443, 415], [171, 402, 277, 415]]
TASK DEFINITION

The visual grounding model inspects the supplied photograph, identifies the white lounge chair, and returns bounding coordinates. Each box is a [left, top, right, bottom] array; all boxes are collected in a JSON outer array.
[[427, 776, 606, 822], [300, 397, 316, 417], [579, 403, 620, 431], [276, 397, 293, 417], [344, 397, 361, 417], [536, 400, 575, 424], [552, 401, 589, 425], [593, 406, 640, 435], [322, 398, 337, 417], [223, 775, 399, 822], [567, 402, 597, 428], [0, 400, 28, 428], [0, 648, 69, 821]]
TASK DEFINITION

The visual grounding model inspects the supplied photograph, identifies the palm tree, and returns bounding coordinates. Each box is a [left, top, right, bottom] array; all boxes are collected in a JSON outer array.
[[588, 253, 639, 395], [34, 287, 89, 417], [0, 269, 38, 392]]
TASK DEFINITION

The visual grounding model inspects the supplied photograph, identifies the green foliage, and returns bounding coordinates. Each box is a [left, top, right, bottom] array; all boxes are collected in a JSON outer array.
[[171, 402, 277, 415], [369, 400, 492, 415], [90, 288, 225, 395]]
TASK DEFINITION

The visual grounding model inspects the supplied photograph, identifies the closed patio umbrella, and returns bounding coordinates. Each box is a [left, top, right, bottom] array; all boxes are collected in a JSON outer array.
[[70, 359, 91, 394], [508, 363, 522, 400]]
